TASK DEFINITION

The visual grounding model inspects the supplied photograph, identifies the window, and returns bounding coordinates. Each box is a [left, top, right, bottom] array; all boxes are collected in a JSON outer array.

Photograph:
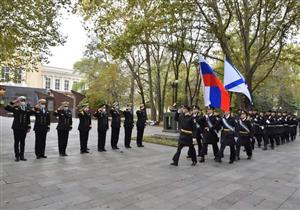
[[55, 79, 60, 90], [64, 80, 69, 91], [45, 77, 51, 89], [13, 69, 22, 83], [1, 67, 21, 83], [4, 67, 10, 81]]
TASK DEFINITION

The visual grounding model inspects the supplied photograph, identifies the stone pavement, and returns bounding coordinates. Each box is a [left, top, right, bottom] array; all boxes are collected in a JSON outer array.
[[1, 116, 300, 210]]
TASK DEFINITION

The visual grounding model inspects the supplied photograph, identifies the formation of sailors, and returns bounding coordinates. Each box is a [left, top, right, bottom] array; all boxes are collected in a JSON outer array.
[[5, 97, 147, 162], [170, 104, 299, 166], [4, 96, 299, 164]]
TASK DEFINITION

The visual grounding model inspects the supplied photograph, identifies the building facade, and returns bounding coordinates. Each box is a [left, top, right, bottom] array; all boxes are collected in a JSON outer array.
[[41, 66, 82, 92], [0, 65, 82, 92], [0, 65, 85, 118]]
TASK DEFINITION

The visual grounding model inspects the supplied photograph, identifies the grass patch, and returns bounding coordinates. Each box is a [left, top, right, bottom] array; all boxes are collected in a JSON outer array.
[[133, 136, 178, 147]]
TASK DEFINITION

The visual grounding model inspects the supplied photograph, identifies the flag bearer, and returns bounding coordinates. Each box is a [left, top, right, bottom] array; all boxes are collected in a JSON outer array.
[[215, 109, 236, 164], [199, 106, 220, 163]]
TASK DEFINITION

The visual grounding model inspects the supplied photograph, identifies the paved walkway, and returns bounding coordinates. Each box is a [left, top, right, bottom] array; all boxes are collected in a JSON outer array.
[[1, 117, 300, 210]]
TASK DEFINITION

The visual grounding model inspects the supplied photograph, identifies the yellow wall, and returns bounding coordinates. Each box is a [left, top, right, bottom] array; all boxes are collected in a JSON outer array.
[[26, 64, 43, 88]]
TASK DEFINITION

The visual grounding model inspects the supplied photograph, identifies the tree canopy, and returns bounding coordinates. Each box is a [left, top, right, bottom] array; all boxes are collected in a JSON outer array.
[[74, 0, 299, 119], [0, 0, 71, 71]]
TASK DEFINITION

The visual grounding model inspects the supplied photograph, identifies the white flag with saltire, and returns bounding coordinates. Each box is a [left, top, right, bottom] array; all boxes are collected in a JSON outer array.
[[224, 58, 252, 103]]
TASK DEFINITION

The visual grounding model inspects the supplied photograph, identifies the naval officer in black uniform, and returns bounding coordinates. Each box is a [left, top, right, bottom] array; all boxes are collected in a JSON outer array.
[[54, 101, 73, 156], [30, 99, 50, 159], [78, 104, 92, 154], [236, 110, 253, 160], [136, 104, 147, 147], [170, 105, 197, 166], [110, 102, 121, 149], [215, 109, 236, 164], [94, 104, 109, 152], [199, 106, 220, 163], [123, 104, 134, 148], [5, 96, 31, 161]]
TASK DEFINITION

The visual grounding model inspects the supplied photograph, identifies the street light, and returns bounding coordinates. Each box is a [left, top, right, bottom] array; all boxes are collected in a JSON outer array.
[[172, 80, 179, 104]]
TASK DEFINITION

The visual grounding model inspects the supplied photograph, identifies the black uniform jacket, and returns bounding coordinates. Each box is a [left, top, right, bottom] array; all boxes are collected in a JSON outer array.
[[175, 112, 194, 145], [252, 115, 264, 135], [123, 110, 134, 128], [5, 103, 31, 130], [136, 109, 147, 128], [220, 115, 236, 146], [200, 114, 220, 144], [93, 111, 109, 131], [192, 113, 203, 139], [54, 109, 73, 131], [78, 110, 91, 132], [236, 118, 253, 145], [110, 109, 121, 128], [29, 107, 50, 132], [264, 115, 276, 135]]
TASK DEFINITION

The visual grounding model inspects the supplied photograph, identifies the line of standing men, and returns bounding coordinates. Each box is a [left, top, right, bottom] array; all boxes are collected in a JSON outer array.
[[249, 109, 298, 151], [5, 96, 147, 162], [170, 104, 299, 166]]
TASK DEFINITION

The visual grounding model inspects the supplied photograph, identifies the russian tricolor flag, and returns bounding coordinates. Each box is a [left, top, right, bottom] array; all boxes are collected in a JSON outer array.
[[199, 56, 230, 112]]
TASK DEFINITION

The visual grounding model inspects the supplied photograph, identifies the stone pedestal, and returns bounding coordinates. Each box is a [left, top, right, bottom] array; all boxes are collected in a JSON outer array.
[[162, 112, 179, 133]]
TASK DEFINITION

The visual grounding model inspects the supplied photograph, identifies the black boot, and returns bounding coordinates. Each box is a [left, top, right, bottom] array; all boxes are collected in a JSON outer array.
[[199, 157, 205, 163], [170, 162, 178, 166], [191, 161, 197, 166]]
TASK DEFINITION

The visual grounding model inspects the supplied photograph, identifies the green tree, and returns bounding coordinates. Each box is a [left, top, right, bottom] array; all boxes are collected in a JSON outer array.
[[195, 0, 300, 108], [0, 0, 71, 72], [77, 0, 300, 116], [74, 59, 130, 109]]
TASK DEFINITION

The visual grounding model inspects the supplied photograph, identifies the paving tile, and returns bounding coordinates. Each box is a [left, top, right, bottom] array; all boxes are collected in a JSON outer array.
[[1, 116, 299, 210]]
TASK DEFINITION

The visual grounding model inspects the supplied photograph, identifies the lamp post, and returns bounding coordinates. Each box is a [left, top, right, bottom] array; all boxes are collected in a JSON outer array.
[[172, 80, 179, 104]]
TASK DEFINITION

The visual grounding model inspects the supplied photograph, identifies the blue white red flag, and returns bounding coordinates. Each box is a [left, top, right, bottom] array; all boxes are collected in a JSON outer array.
[[199, 56, 230, 112]]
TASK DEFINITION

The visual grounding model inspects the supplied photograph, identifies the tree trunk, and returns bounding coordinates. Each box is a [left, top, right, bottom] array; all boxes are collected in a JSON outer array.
[[162, 60, 171, 115], [145, 44, 157, 121], [129, 71, 134, 106], [125, 59, 145, 107], [156, 65, 163, 121]]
